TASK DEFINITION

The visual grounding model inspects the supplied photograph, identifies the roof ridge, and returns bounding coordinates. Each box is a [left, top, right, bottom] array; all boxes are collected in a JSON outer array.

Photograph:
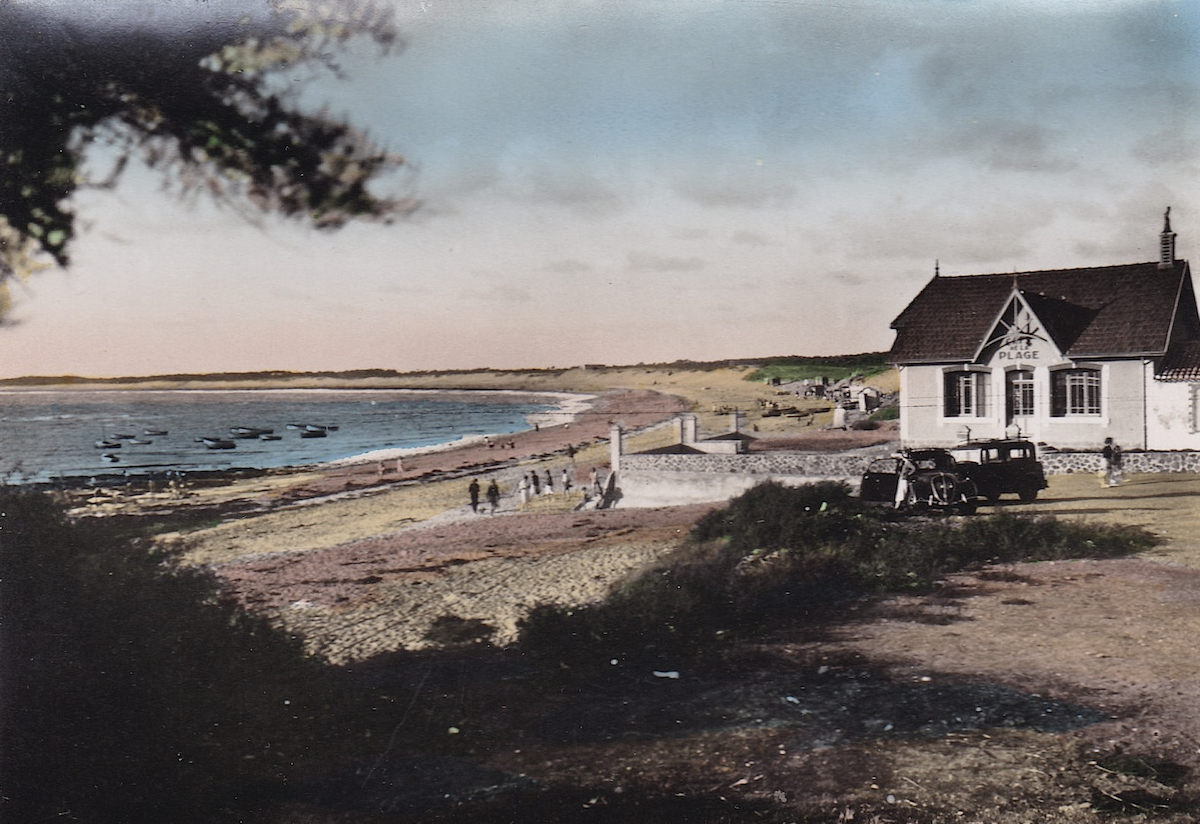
[[938, 260, 1183, 279]]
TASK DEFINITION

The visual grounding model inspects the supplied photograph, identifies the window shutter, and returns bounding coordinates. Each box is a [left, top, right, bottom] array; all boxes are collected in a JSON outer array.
[[1050, 371, 1066, 417]]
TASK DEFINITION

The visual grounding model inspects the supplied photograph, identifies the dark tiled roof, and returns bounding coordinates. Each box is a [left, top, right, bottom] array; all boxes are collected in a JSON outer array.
[[890, 261, 1192, 363], [1157, 340, 1200, 382], [636, 443, 707, 455], [704, 431, 757, 442]]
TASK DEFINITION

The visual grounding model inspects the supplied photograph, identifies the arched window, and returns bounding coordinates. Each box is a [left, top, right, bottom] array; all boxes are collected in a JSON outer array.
[[1050, 367, 1101, 416]]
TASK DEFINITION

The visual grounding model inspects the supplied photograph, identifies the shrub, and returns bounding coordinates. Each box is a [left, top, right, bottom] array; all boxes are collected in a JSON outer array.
[[0, 490, 348, 823], [425, 614, 497, 646], [517, 482, 1155, 673]]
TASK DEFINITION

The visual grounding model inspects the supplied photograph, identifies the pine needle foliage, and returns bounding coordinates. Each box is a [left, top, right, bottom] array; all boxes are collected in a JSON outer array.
[[0, 490, 348, 822]]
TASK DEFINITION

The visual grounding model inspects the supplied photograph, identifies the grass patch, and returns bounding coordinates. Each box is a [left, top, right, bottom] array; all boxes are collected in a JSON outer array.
[[746, 353, 892, 384], [518, 481, 1156, 672]]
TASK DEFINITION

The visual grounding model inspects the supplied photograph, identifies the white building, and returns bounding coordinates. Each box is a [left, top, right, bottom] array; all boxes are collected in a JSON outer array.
[[889, 212, 1200, 450]]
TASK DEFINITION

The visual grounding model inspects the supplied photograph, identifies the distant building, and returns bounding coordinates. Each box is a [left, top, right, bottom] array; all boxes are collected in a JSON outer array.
[[888, 211, 1200, 450]]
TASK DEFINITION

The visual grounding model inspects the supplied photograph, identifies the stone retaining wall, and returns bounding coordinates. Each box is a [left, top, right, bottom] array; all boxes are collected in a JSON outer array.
[[619, 451, 886, 479], [615, 449, 1200, 507], [622, 449, 1200, 479], [1040, 451, 1200, 475]]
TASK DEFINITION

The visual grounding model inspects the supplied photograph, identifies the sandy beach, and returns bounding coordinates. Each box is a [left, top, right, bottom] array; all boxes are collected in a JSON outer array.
[[49, 366, 1200, 821], [71, 368, 883, 662]]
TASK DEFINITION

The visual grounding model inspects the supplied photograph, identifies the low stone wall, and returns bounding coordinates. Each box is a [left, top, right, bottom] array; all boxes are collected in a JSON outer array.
[[619, 451, 885, 479], [1040, 451, 1200, 475], [616, 450, 886, 507], [615, 448, 1200, 507]]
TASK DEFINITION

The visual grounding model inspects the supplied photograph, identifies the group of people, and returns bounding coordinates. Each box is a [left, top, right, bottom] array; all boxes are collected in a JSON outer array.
[[466, 477, 502, 514], [467, 466, 581, 513], [515, 467, 575, 504], [1102, 437, 1124, 487]]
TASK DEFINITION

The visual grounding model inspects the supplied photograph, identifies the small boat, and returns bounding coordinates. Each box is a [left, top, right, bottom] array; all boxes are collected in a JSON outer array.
[[197, 437, 237, 450], [101, 453, 120, 462], [143, 428, 169, 436], [127, 438, 153, 445], [259, 434, 282, 441], [300, 428, 327, 438], [231, 426, 274, 439], [112, 433, 136, 440], [95, 440, 122, 449]]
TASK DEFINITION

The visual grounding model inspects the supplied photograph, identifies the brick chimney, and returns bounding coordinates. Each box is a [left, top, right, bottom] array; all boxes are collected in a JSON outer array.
[[1160, 206, 1177, 268]]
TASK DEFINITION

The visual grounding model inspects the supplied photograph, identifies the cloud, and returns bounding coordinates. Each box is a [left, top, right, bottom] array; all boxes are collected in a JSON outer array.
[[543, 258, 593, 274], [626, 251, 706, 273], [462, 277, 532, 304], [670, 173, 799, 210], [1132, 125, 1200, 167], [935, 120, 1078, 174], [520, 165, 630, 219], [732, 230, 770, 246]]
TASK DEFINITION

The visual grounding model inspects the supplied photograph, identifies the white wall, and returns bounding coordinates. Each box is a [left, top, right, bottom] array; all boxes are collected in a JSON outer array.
[[1146, 373, 1199, 450], [899, 358, 1156, 450]]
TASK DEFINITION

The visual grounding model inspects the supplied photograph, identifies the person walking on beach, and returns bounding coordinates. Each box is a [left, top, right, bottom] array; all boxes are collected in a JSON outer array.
[[518, 475, 530, 505], [1102, 437, 1124, 487], [530, 470, 541, 496], [468, 478, 480, 513], [561, 467, 572, 492], [486, 480, 500, 513], [544, 468, 554, 494]]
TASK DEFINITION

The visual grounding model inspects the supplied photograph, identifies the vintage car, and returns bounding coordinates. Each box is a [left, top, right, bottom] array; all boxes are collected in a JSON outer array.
[[949, 439, 1048, 502], [860, 448, 980, 514]]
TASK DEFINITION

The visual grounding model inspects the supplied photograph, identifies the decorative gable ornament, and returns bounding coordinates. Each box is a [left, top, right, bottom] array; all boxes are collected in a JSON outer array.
[[977, 292, 1060, 365]]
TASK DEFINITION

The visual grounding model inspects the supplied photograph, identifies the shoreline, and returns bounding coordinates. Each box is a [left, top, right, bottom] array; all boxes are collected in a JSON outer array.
[[60, 388, 690, 517], [7, 388, 599, 489], [320, 391, 596, 469]]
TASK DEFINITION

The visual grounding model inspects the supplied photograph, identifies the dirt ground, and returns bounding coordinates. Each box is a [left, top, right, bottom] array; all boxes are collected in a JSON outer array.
[[197, 471, 1200, 823], [104, 377, 1200, 823]]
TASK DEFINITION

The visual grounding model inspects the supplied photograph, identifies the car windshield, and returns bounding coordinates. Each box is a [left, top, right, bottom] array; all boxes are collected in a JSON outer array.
[[867, 457, 898, 474], [910, 451, 953, 471]]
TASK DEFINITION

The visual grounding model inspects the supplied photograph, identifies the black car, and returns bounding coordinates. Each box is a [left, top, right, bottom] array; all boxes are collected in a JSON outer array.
[[950, 439, 1048, 502], [860, 448, 980, 515]]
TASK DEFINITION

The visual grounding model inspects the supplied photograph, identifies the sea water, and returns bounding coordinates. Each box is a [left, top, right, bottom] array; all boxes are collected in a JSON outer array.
[[0, 389, 568, 485]]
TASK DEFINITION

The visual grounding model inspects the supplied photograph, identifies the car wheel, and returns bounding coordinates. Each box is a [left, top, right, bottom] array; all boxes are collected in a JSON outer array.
[[954, 501, 977, 516], [1018, 485, 1040, 503]]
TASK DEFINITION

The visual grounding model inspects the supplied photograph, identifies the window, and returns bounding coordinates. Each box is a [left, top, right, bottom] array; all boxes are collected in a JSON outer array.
[[944, 370, 988, 417], [1050, 368, 1101, 416], [1007, 370, 1035, 419]]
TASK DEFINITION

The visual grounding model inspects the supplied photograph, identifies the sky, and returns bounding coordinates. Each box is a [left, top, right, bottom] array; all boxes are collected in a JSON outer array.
[[3, 0, 1199, 378]]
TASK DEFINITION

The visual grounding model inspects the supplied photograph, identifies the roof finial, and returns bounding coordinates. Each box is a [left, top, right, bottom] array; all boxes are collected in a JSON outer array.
[[934, 259, 940, 278], [1160, 206, 1177, 268]]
